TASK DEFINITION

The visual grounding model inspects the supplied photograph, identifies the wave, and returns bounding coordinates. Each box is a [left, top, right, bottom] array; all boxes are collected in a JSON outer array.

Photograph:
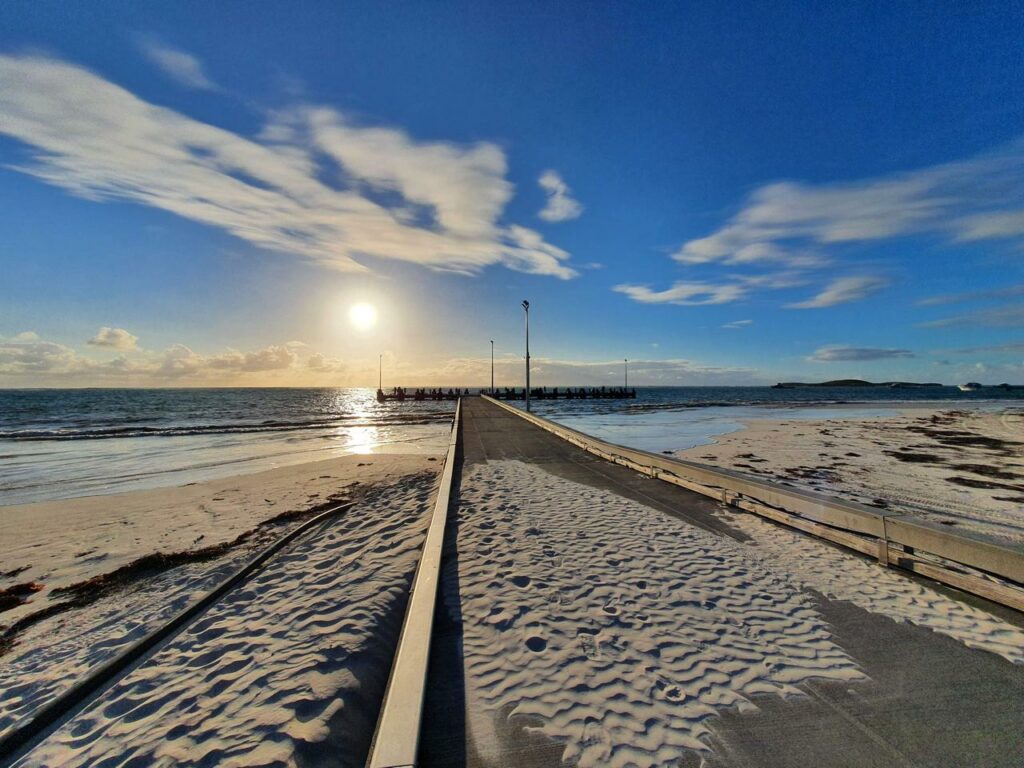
[[0, 412, 453, 441]]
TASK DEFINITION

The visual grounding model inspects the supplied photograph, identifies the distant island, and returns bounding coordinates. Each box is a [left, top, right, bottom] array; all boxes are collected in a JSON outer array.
[[771, 379, 944, 389]]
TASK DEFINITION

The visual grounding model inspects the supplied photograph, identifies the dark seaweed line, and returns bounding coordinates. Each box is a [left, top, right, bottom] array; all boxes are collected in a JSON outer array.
[[0, 499, 355, 766]]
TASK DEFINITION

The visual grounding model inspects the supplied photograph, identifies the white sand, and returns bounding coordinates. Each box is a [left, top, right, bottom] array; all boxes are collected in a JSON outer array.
[[13, 468, 438, 767], [0, 454, 438, 740], [0, 453, 436, 624], [447, 459, 1024, 767], [680, 407, 1024, 546]]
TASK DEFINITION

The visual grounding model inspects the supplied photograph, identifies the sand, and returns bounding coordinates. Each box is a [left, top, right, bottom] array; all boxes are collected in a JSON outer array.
[[0, 453, 439, 746], [12, 468, 438, 767], [447, 459, 1024, 767], [680, 407, 1024, 546]]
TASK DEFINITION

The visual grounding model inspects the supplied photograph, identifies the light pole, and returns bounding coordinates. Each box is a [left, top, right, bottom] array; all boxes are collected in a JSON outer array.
[[378, 354, 382, 391], [490, 340, 494, 394], [522, 300, 530, 411], [625, 358, 628, 390]]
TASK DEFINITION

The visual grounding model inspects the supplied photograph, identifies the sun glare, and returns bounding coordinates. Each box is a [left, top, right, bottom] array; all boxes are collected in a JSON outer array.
[[349, 302, 378, 331]]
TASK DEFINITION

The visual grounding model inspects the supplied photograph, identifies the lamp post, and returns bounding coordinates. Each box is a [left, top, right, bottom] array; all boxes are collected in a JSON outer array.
[[522, 300, 530, 411], [378, 354, 382, 391], [490, 340, 494, 394], [625, 358, 628, 390]]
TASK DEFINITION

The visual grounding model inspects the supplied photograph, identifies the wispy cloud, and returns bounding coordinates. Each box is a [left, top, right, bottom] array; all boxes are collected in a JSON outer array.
[[135, 37, 217, 90], [722, 319, 752, 329], [942, 340, 1024, 355], [919, 304, 1024, 329], [0, 54, 575, 279], [675, 136, 1024, 264], [613, 281, 747, 306], [917, 282, 1024, 306], [808, 345, 914, 362], [537, 170, 583, 222], [787, 276, 888, 309], [87, 327, 138, 350]]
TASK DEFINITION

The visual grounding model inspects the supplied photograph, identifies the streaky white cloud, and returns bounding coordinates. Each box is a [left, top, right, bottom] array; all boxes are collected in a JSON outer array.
[[613, 281, 747, 306], [919, 304, 1024, 329], [722, 319, 753, 329], [918, 282, 1024, 306], [808, 345, 914, 362], [87, 327, 138, 350], [787, 276, 888, 309], [158, 344, 298, 377], [537, 170, 583, 222], [674, 135, 1024, 266], [943, 340, 1024, 355], [136, 37, 217, 90], [0, 54, 575, 280]]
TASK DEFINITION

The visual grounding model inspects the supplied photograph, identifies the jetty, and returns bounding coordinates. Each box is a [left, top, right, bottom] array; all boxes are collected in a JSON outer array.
[[376, 386, 637, 403], [380, 396, 1024, 767]]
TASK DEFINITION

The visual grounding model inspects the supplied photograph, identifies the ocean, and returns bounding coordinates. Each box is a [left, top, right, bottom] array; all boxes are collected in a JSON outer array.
[[2, 386, 1021, 505]]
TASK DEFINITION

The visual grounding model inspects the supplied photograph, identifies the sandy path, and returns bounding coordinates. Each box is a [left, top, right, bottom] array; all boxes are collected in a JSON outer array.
[[680, 407, 1024, 546], [447, 459, 1024, 767], [13, 468, 437, 768]]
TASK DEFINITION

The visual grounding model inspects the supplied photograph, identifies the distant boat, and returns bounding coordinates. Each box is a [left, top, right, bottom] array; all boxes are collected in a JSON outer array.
[[958, 382, 982, 392]]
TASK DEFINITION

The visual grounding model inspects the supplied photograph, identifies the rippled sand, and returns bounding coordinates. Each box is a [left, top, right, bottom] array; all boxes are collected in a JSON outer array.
[[9, 468, 437, 767], [447, 459, 1024, 767]]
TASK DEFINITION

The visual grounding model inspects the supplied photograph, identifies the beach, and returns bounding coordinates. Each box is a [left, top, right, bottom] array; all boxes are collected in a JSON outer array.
[[0, 452, 440, 754], [679, 406, 1024, 546]]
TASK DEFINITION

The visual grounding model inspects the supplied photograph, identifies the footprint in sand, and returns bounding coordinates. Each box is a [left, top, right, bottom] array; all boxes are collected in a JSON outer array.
[[510, 575, 531, 588]]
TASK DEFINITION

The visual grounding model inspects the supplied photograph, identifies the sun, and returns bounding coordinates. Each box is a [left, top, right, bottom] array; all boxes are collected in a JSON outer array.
[[349, 302, 378, 331]]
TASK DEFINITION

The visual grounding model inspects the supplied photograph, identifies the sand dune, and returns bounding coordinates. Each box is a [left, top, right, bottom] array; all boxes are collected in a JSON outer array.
[[13, 469, 437, 767]]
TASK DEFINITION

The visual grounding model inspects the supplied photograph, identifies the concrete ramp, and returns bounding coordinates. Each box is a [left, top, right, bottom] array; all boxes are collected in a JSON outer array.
[[420, 397, 1024, 768]]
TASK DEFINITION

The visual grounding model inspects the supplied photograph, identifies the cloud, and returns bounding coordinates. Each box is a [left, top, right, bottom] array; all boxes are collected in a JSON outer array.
[[158, 343, 298, 377], [675, 135, 1024, 264], [0, 54, 575, 280], [808, 345, 915, 362], [87, 327, 138, 350], [787, 276, 888, 309], [722, 319, 753, 329], [537, 170, 583, 222], [136, 37, 217, 90], [613, 281, 748, 306], [919, 304, 1024, 329], [917, 282, 1024, 306], [943, 340, 1024, 355], [0, 333, 80, 374]]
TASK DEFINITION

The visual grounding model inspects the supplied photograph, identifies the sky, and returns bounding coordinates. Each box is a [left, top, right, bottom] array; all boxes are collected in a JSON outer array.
[[2, 1, 1024, 387]]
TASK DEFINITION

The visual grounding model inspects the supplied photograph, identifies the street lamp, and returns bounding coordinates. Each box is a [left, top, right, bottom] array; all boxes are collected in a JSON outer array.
[[625, 358, 628, 390], [522, 300, 530, 411], [378, 353, 383, 391], [490, 340, 494, 394]]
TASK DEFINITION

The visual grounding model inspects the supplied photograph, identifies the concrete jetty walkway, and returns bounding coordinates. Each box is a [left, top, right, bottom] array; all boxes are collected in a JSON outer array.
[[421, 397, 1024, 768]]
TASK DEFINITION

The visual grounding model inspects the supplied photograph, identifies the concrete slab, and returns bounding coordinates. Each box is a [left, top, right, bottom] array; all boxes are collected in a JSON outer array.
[[419, 398, 1024, 767]]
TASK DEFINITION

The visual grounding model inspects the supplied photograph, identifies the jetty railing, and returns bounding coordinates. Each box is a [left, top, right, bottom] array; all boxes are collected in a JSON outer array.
[[366, 398, 461, 768], [482, 395, 1024, 612]]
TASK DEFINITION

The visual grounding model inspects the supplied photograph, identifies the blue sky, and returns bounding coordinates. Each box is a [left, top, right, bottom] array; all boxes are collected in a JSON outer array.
[[1, 1, 1023, 386]]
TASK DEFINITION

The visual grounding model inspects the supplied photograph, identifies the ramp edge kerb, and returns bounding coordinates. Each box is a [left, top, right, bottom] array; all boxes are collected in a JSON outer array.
[[481, 395, 1024, 610], [365, 398, 461, 768]]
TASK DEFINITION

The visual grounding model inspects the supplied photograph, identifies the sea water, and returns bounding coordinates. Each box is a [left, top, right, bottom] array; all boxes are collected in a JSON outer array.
[[2, 386, 1020, 505]]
